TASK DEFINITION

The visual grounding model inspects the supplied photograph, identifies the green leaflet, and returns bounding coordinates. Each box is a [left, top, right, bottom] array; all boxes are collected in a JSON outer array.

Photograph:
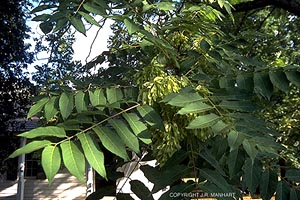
[[83, 2, 107, 16], [109, 119, 140, 153], [137, 104, 163, 128], [236, 74, 254, 91], [27, 97, 49, 119], [254, 72, 273, 100], [227, 130, 246, 152], [18, 126, 66, 139], [219, 100, 259, 112], [154, 2, 175, 11], [44, 96, 58, 121], [122, 113, 151, 144], [290, 188, 300, 200], [285, 70, 300, 88], [275, 181, 290, 200], [242, 139, 258, 163], [177, 102, 213, 114], [124, 18, 140, 35], [130, 180, 154, 200], [260, 169, 277, 200], [42, 145, 61, 183], [243, 158, 262, 195], [9, 140, 51, 158], [227, 149, 244, 178], [93, 126, 129, 161], [59, 92, 74, 120], [186, 113, 220, 129], [285, 169, 300, 182], [89, 88, 106, 110], [77, 133, 106, 178], [166, 92, 204, 107], [60, 140, 85, 183], [69, 16, 86, 35], [75, 90, 88, 113], [78, 11, 100, 27], [106, 87, 123, 106], [199, 168, 232, 192], [269, 71, 290, 94], [200, 148, 225, 176]]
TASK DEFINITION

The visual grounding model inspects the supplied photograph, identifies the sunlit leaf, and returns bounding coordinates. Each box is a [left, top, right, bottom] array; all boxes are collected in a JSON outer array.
[[27, 97, 49, 119], [177, 102, 213, 114], [89, 88, 106, 110], [18, 126, 66, 139], [42, 145, 61, 183], [60, 140, 85, 183], [186, 113, 220, 129], [9, 140, 51, 158], [75, 91, 88, 113], [44, 96, 58, 121], [59, 92, 74, 120], [77, 133, 106, 178]]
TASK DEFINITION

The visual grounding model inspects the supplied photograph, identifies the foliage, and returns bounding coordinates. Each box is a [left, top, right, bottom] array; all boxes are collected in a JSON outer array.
[[0, 0, 36, 178], [10, 0, 300, 199]]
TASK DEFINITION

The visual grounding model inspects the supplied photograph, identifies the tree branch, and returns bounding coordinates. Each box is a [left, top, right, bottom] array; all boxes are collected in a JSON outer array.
[[233, 0, 300, 17]]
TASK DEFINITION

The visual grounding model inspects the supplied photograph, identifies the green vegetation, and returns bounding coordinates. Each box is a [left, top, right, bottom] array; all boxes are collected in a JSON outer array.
[[8, 0, 300, 199]]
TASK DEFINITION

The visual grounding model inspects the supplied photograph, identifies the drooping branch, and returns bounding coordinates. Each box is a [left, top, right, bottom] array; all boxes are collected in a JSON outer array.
[[233, 0, 300, 17]]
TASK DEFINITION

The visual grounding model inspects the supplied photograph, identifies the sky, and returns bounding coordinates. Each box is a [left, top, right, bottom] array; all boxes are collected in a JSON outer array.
[[26, 18, 113, 76]]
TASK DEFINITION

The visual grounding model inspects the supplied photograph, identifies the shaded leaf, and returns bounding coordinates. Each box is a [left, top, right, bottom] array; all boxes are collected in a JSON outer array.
[[285, 169, 300, 182], [275, 181, 290, 200], [200, 148, 225, 176], [9, 140, 51, 158], [199, 168, 232, 192], [269, 71, 290, 94], [124, 18, 140, 35], [69, 16, 86, 35], [154, 2, 175, 11], [42, 145, 61, 183], [18, 126, 67, 139], [123, 113, 151, 144], [78, 133, 106, 178], [109, 119, 140, 153], [78, 11, 100, 26], [243, 158, 261, 195], [242, 139, 258, 163], [186, 113, 221, 129], [60, 140, 85, 183], [83, 2, 107, 16], [227, 149, 244, 178], [285, 70, 300, 88], [39, 21, 53, 34], [137, 105, 163, 128], [254, 72, 273, 100], [260, 169, 277, 200], [93, 126, 129, 160], [219, 100, 258, 112], [130, 180, 154, 200]]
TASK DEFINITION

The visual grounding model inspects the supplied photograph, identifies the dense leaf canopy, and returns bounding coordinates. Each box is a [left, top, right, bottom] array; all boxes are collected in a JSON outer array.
[[8, 0, 300, 199]]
